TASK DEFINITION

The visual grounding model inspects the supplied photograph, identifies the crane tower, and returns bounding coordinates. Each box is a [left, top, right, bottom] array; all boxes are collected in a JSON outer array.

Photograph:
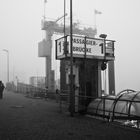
[[38, 17, 97, 91]]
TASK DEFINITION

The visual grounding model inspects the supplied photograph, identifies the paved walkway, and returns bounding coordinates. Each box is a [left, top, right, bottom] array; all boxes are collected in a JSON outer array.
[[0, 91, 140, 140]]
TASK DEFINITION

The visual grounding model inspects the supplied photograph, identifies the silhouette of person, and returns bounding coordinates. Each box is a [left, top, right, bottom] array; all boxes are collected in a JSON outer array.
[[55, 89, 59, 103], [45, 87, 48, 100], [0, 81, 5, 99]]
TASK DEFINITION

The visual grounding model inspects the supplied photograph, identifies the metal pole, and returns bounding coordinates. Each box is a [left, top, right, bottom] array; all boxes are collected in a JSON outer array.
[[64, 0, 66, 36], [99, 34, 107, 95], [7, 51, 9, 82], [104, 38, 106, 94], [84, 37, 87, 97], [70, 0, 74, 116], [3, 49, 9, 82], [84, 37, 87, 111]]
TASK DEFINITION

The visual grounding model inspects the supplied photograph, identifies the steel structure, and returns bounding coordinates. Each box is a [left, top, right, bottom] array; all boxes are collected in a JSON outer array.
[[38, 15, 116, 115], [56, 34, 115, 113], [87, 89, 140, 128], [38, 18, 97, 91]]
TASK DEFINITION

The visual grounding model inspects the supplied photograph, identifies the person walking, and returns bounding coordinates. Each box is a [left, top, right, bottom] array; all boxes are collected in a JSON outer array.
[[0, 81, 5, 99], [55, 88, 59, 103], [44, 87, 48, 100]]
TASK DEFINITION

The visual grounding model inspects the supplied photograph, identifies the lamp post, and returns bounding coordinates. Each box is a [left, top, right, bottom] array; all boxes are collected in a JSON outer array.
[[64, 0, 66, 36], [99, 34, 107, 95], [3, 49, 9, 83], [99, 34, 107, 61]]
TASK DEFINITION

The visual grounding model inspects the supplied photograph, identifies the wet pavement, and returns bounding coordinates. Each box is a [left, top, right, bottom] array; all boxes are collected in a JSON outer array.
[[0, 90, 140, 140]]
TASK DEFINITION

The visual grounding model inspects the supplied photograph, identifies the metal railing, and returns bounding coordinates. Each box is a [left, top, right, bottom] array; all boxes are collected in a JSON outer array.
[[58, 89, 140, 128]]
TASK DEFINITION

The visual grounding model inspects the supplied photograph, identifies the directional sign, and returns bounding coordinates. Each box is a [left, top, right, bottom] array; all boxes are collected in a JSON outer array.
[[56, 35, 105, 59], [70, 36, 104, 57], [56, 37, 65, 58]]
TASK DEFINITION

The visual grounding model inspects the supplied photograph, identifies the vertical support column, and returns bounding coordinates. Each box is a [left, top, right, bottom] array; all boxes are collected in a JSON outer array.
[[60, 60, 67, 91], [45, 56, 51, 89], [45, 31, 53, 90], [98, 61, 102, 97], [108, 61, 115, 95], [45, 57, 48, 88], [73, 64, 79, 112]]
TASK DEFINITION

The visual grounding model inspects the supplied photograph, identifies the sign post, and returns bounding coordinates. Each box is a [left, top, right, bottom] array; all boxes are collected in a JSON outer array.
[[69, 0, 75, 117]]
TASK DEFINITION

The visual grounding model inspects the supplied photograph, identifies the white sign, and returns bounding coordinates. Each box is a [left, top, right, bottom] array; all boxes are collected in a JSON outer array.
[[56, 37, 65, 58], [56, 35, 105, 59]]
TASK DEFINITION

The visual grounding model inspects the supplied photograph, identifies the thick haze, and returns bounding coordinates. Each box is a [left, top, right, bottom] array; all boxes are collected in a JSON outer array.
[[0, 0, 140, 93]]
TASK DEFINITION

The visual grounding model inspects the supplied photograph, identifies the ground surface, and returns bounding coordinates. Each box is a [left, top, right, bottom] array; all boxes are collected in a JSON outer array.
[[0, 91, 140, 140]]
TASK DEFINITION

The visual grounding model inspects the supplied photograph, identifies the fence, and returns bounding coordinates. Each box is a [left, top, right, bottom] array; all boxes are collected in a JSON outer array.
[[6, 82, 56, 99]]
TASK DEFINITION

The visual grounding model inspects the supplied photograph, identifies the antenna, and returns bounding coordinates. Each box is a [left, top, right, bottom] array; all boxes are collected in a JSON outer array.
[[43, 0, 47, 20]]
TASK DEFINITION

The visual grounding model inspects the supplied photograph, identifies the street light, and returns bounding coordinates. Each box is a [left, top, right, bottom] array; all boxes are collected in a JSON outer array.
[[3, 49, 9, 83], [99, 34, 107, 63], [99, 34, 107, 95], [99, 34, 107, 39]]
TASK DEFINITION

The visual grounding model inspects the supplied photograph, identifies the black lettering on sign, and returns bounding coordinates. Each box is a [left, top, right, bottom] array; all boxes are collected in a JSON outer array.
[[73, 46, 92, 53], [58, 42, 61, 52], [72, 37, 98, 46], [99, 43, 104, 54], [86, 48, 91, 53]]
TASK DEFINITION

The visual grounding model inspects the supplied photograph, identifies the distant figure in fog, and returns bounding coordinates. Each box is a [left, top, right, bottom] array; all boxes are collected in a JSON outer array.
[[45, 87, 48, 100], [56, 89, 59, 103], [0, 81, 5, 99]]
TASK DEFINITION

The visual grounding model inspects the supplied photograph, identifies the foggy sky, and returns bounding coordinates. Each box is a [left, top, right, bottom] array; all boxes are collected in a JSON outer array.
[[0, 0, 140, 93]]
